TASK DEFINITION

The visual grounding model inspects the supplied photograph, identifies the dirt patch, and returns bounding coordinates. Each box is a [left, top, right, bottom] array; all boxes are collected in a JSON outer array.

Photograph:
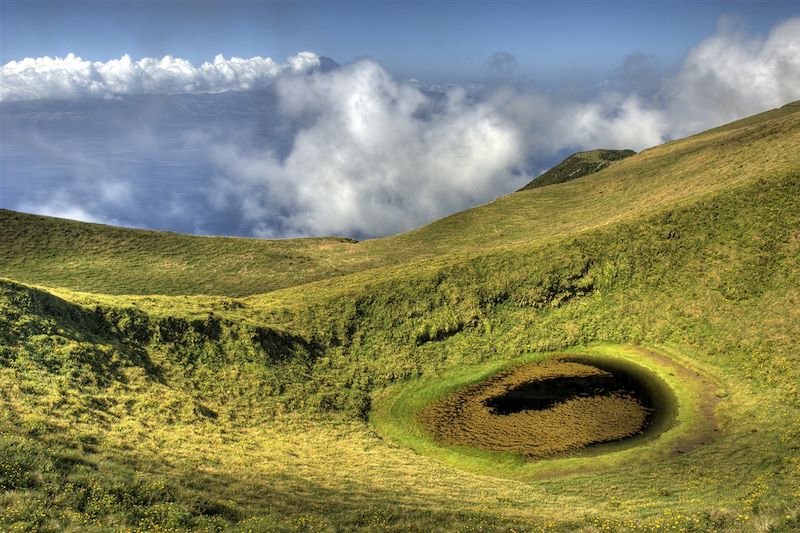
[[634, 347, 720, 456], [419, 358, 663, 459]]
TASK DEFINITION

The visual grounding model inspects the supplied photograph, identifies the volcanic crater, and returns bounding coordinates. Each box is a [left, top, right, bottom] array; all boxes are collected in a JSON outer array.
[[420, 357, 673, 458]]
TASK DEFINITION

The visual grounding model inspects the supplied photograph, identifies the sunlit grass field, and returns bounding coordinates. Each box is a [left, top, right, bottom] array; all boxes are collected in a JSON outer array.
[[0, 102, 799, 531]]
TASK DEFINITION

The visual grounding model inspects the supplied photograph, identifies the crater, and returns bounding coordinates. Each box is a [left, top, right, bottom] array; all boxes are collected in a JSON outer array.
[[484, 366, 655, 415], [419, 356, 675, 459]]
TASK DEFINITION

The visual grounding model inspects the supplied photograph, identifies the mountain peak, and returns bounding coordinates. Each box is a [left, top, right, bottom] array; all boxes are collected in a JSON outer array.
[[317, 56, 341, 72], [519, 148, 636, 191]]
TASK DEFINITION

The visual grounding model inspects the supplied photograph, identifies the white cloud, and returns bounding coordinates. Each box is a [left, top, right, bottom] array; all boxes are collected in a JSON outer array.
[[4, 18, 800, 238], [206, 73, 671, 238], [200, 17, 800, 238], [494, 90, 668, 154], [0, 52, 320, 101], [206, 60, 525, 237], [663, 17, 800, 136]]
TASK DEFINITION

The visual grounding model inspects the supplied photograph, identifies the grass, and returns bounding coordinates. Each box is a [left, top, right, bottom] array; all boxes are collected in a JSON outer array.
[[0, 102, 799, 531], [516, 148, 636, 191], [371, 345, 705, 480], [1, 99, 798, 297]]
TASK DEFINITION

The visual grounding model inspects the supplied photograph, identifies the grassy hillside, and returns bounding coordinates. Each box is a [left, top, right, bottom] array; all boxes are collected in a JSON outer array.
[[517, 148, 635, 191], [0, 103, 799, 532], [2, 100, 798, 297]]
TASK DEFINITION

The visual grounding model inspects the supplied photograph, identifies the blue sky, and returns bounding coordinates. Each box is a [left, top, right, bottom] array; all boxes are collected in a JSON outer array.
[[2, 0, 798, 82]]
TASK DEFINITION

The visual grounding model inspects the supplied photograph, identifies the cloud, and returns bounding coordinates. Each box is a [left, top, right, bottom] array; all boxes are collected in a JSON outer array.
[[662, 16, 800, 137], [205, 61, 525, 238], [0, 52, 320, 101], [199, 17, 800, 238], [4, 17, 800, 239]]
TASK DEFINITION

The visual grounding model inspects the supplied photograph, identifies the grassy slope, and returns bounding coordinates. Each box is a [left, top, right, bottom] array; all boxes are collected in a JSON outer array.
[[516, 148, 636, 191], [0, 103, 799, 531], [1, 100, 798, 297]]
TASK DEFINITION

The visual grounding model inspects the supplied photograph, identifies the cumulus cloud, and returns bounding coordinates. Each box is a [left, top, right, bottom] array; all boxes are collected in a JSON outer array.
[[0, 52, 320, 101], [205, 61, 525, 237], [203, 68, 676, 237], [204, 17, 800, 238], [662, 17, 800, 137]]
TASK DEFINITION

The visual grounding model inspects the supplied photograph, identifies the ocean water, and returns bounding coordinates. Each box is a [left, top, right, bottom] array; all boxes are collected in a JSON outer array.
[[1, 91, 560, 239], [0, 91, 295, 236]]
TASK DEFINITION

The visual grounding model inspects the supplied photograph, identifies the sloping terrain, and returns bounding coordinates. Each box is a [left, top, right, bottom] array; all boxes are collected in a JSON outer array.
[[2, 101, 798, 297], [517, 148, 635, 191], [0, 102, 799, 531]]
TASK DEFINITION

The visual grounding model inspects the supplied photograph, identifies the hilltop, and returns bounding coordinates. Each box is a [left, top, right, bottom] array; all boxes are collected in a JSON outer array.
[[518, 148, 636, 191], [0, 102, 798, 531]]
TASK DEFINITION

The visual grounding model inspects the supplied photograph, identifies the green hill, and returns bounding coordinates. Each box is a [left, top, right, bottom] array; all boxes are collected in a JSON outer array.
[[0, 102, 799, 532], [2, 100, 797, 297], [517, 148, 636, 191]]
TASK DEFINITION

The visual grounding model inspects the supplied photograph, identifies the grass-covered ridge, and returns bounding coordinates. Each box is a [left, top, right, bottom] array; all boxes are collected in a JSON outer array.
[[517, 148, 636, 191], [0, 102, 799, 531], [1, 99, 798, 297]]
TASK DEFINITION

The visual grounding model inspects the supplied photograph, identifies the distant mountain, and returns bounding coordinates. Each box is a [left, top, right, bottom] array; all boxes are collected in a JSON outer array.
[[518, 148, 636, 191], [317, 56, 341, 72]]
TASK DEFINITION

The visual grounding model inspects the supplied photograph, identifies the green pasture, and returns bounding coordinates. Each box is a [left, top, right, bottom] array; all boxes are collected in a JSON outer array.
[[0, 102, 798, 531]]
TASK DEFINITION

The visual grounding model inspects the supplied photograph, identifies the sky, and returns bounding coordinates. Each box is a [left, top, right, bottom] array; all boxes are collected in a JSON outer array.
[[1, 1, 799, 239], [2, 0, 798, 82]]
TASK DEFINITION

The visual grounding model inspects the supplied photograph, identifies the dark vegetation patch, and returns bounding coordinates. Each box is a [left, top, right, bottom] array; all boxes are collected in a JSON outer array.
[[484, 368, 651, 414], [517, 149, 636, 191], [420, 357, 673, 458]]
